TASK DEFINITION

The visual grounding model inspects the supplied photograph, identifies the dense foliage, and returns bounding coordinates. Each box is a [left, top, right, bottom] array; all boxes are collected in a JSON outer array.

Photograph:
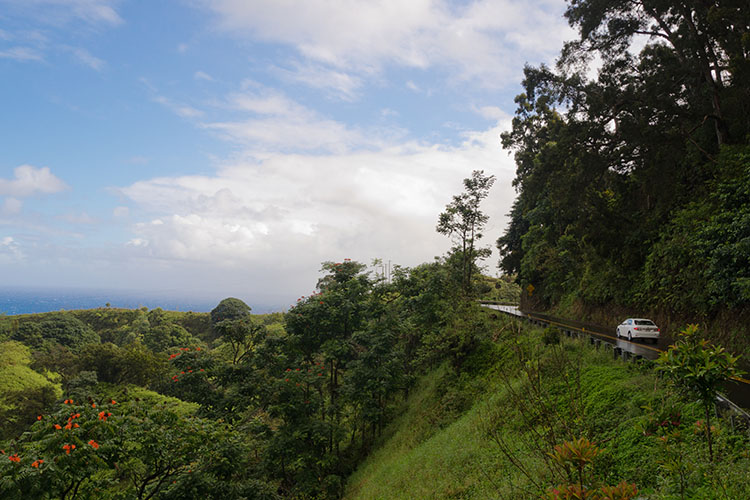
[[0, 247, 498, 499], [345, 314, 750, 499], [497, 0, 750, 349]]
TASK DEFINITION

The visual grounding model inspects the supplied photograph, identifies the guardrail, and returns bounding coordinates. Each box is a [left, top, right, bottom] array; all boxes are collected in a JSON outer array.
[[484, 304, 750, 424]]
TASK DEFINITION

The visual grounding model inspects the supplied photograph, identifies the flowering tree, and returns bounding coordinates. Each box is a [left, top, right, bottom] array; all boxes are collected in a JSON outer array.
[[0, 397, 273, 499]]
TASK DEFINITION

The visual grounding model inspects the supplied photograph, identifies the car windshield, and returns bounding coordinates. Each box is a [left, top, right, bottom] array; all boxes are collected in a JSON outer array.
[[635, 320, 655, 326]]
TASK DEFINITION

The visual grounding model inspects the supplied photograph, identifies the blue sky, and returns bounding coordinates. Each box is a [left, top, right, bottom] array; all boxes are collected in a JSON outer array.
[[0, 0, 574, 310]]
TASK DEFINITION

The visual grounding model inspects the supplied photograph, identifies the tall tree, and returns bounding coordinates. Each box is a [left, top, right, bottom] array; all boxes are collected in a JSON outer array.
[[437, 170, 496, 296], [497, 0, 750, 321]]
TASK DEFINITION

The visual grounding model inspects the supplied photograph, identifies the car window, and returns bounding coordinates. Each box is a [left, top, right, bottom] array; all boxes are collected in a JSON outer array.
[[635, 320, 655, 326], [627, 319, 632, 325]]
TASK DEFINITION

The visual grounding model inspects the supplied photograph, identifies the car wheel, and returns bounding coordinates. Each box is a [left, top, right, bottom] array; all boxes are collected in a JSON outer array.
[[628, 331, 632, 341]]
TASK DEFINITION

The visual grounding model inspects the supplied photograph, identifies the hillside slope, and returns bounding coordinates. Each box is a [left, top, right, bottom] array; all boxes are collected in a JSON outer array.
[[344, 316, 750, 499]]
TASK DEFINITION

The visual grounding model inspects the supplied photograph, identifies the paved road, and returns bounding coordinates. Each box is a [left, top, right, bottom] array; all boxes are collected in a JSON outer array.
[[484, 304, 750, 414]]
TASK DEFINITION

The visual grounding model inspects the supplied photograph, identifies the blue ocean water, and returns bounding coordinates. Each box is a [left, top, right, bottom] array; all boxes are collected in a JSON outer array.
[[0, 287, 222, 315]]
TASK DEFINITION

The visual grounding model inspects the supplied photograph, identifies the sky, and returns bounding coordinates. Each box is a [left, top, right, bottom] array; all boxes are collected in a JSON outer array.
[[0, 0, 575, 311]]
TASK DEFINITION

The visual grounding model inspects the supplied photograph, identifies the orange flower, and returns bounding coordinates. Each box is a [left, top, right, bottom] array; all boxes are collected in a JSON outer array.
[[64, 423, 72, 430], [54, 424, 62, 430], [37, 415, 42, 421], [92, 403, 96, 408], [110, 400, 116, 405], [9, 454, 20, 463], [73, 423, 79, 428], [31, 460, 40, 468], [88, 440, 99, 450]]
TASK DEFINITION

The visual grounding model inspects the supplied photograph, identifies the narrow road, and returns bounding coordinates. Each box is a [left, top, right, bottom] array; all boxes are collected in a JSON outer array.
[[485, 304, 750, 416]]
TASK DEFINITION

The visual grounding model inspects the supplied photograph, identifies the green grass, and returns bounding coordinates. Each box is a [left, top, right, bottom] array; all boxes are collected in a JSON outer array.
[[0, 341, 62, 440], [344, 315, 750, 499], [0, 341, 61, 399]]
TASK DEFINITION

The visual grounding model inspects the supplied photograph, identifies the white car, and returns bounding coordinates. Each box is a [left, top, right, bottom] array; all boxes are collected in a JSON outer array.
[[616, 318, 660, 343]]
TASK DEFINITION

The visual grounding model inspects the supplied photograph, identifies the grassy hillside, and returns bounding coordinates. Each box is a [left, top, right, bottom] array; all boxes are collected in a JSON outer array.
[[0, 341, 62, 438], [345, 314, 750, 499]]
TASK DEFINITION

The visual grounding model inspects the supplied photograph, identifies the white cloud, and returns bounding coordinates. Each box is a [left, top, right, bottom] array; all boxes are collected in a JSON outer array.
[[153, 95, 204, 118], [472, 105, 510, 121], [198, 0, 574, 88], [0, 46, 44, 61], [204, 116, 364, 153], [66, 46, 105, 70], [0, 0, 121, 69], [0, 236, 24, 262], [113, 206, 129, 217], [117, 120, 518, 296], [0, 165, 68, 197], [226, 87, 306, 116], [58, 211, 97, 224], [202, 87, 393, 153], [273, 62, 363, 101], [0, 0, 123, 27], [2, 197, 22, 214], [194, 70, 214, 81]]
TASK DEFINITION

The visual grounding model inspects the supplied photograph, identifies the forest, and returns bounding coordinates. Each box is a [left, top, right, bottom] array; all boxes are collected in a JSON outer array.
[[496, 0, 750, 354]]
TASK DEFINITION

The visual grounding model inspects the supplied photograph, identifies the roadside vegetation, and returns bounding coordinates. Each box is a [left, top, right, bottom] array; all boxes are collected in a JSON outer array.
[[345, 315, 750, 500]]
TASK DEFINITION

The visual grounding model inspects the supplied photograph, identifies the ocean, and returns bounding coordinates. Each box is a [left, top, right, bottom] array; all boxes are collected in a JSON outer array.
[[0, 287, 222, 316]]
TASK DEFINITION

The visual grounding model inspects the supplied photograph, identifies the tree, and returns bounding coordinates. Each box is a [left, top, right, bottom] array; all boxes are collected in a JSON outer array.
[[496, 0, 750, 324], [437, 170, 496, 296], [12, 313, 100, 351], [0, 398, 276, 499], [210, 298, 260, 364], [210, 298, 252, 326], [214, 318, 265, 365], [562, 0, 750, 148], [656, 324, 743, 461]]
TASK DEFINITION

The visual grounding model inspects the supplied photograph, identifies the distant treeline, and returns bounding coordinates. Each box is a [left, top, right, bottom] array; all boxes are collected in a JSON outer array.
[[497, 1, 750, 351]]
